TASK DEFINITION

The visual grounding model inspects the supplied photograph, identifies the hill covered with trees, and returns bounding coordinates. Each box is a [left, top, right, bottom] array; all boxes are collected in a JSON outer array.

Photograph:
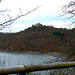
[[0, 24, 75, 58]]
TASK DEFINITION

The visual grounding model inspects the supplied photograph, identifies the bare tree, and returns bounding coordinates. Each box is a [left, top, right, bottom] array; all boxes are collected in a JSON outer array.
[[61, 0, 75, 27], [0, 1, 41, 30], [60, 0, 75, 61]]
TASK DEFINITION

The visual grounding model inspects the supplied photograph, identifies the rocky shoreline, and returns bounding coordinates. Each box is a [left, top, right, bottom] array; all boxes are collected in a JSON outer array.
[[48, 52, 66, 60]]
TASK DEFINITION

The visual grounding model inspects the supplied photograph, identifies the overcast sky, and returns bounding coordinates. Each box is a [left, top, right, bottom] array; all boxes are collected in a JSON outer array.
[[0, 0, 72, 32]]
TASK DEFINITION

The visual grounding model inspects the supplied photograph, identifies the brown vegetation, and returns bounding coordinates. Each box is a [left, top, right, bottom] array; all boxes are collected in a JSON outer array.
[[0, 24, 75, 57]]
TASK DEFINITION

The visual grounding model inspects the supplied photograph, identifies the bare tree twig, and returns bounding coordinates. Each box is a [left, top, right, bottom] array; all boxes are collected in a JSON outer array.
[[0, 5, 41, 29], [0, 9, 11, 12], [61, 1, 75, 26]]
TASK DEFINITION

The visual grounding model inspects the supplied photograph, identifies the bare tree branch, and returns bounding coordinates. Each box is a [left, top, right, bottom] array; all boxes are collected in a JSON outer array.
[[0, 9, 10, 12], [0, 5, 41, 29], [61, 1, 75, 27]]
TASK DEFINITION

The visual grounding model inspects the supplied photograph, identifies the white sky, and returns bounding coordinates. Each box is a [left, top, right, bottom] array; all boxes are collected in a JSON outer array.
[[0, 0, 72, 32]]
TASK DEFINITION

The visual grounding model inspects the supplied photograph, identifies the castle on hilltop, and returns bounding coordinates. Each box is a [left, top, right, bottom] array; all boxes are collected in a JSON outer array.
[[32, 23, 42, 27]]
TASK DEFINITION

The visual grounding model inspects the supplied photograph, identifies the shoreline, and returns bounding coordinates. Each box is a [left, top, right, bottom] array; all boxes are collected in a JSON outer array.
[[0, 50, 64, 59], [0, 50, 66, 61], [0, 50, 47, 55]]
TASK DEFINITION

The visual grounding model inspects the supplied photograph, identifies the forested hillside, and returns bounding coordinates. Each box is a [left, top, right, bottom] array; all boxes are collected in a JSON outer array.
[[0, 24, 75, 55]]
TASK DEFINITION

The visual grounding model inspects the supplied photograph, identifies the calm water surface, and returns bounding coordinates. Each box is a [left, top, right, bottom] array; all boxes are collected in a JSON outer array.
[[0, 52, 56, 67], [0, 52, 57, 75]]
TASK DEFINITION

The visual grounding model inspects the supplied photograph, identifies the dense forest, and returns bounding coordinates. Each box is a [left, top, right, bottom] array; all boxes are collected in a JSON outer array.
[[0, 24, 75, 59]]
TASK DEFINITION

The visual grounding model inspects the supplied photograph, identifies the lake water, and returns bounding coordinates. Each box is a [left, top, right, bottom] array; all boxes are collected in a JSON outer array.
[[0, 52, 57, 75], [0, 52, 56, 67]]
